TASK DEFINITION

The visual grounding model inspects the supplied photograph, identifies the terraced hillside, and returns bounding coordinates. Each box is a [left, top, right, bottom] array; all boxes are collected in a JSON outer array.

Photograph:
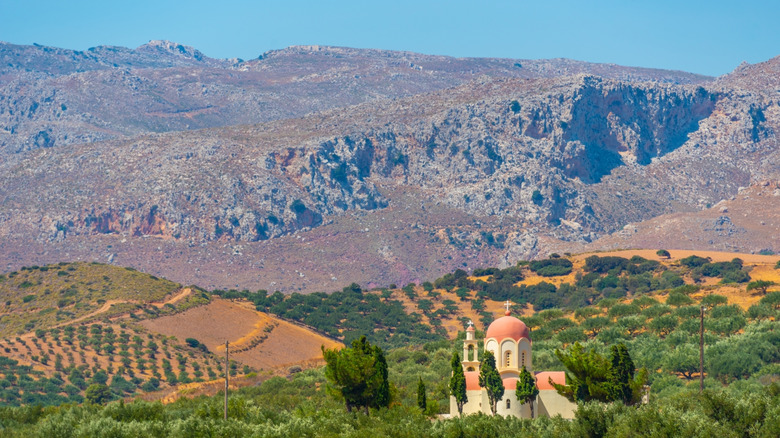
[[0, 263, 341, 406]]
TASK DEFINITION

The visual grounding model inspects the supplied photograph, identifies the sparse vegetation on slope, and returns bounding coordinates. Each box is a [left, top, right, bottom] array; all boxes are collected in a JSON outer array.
[[0, 262, 185, 336]]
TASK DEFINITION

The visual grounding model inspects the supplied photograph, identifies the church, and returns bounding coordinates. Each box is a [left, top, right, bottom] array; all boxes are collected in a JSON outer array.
[[450, 302, 576, 418]]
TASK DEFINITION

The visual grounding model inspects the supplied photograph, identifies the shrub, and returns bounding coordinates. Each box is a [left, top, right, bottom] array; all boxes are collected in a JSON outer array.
[[528, 258, 573, 277], [642, 304, 672, 318], [472, 268, 498, 277], [666, 292, 693, 307], [759, 292, 780, 309], [538, 309, 564, 321], [584, 256, 630, 274], [535, 265, 573, 277], [747, 304, 774, 320], [575, 307, 601, 320], [674, 305, 701, 319], [671, 284, 700, 295], [184, 338, 200, 348], [721, 269, 750, 284], [632, 295, 659, 309], [680, 255, 710, 268], [531, 190, 544, 205], [140, 377, 160, 392]]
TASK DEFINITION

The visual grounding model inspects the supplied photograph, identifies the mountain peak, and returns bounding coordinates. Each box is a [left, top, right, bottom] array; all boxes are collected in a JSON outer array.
[[717, 54, 780, 90], [137, 40, 205, 61]]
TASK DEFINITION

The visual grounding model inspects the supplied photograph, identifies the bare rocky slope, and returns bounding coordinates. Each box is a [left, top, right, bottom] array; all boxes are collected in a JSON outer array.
[[0, 42, 708, 154], [580, 181, 780, 255], [0, 42, 778, 292]]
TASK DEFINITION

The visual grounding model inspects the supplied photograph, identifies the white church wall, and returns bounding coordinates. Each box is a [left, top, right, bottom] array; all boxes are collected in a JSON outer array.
[[537, 390, 576, 419], [495, 392, 533, 418], [453, 389, 488, 416]]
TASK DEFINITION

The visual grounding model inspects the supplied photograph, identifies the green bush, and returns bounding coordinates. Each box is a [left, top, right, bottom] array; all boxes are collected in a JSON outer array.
[[671, 284, 700, 295], [680, 255, 710, 268], [584, 256, 630, 274], [184, 338, 200, 348], [529, 258, 573, 277], [666, 292, 694, 307]]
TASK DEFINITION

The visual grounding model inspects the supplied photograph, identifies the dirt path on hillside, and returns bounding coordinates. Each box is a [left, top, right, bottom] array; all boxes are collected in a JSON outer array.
[[51, 300, 123, 328], [152, 288, 192, 308], [49, 288, 192, 328]]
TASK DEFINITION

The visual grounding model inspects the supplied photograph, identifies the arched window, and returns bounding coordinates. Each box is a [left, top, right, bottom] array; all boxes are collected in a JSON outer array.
[[467, 344, 474, 361], [505, 350, 512, 367], [467, 366, 475, 372], [506, 399, 511, 409]]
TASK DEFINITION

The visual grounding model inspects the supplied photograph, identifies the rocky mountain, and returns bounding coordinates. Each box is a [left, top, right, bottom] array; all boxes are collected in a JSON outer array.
[[0, 42, 777, 292], [0, 42, 708, 154]]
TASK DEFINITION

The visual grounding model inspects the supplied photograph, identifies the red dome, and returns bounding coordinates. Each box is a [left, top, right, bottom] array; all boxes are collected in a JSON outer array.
[[485, 315, 530, 341]]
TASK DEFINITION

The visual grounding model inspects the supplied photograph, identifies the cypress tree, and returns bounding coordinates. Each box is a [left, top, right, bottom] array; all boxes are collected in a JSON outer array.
[[516, 365, 539, 418], [609, 343, 645, 405], [371, 343, 390, 410], [479, 350, 504, 414], [417, 377, 427, 412], [449, 351, 468, 414]]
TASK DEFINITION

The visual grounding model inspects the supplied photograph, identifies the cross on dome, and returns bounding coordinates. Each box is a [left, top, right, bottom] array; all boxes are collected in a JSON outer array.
[[467, 320, 474, 328], [504, 300, 512, 315]]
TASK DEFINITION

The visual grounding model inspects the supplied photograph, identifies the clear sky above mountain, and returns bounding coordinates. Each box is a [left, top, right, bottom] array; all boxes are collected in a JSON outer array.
[[2, 0, 777, 76]]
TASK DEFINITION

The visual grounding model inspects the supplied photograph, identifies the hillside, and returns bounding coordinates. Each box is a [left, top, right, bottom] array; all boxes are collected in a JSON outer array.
[[0, 250, 778, 407], [140, 298, 341, 370], [0, 262, 182, 336], [4, 43, 779, 292], [0, 262, 342, 406], [582, 182, 780, 255]]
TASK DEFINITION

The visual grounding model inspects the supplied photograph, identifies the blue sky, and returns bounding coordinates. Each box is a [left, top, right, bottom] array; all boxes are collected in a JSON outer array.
[[1, 1, 777, 76]]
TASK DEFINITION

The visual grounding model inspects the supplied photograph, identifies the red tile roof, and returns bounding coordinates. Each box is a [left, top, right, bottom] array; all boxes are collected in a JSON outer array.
[[535, 371, 566, 390], [462, 370, 566, 391]]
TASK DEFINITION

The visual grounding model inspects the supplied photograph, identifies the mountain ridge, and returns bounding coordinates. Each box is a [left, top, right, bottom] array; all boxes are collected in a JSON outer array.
[[0, 41, 712, 154], [0, 42, 778, 291]]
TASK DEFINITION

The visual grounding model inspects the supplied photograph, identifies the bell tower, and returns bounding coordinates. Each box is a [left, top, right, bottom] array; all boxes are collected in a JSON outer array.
[[462, 320, 480, 372]]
